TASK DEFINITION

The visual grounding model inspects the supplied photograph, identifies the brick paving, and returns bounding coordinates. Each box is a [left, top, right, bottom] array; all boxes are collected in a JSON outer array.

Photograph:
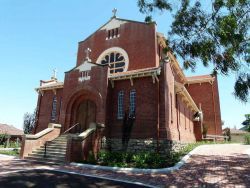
[[0, 144, 249, 188]]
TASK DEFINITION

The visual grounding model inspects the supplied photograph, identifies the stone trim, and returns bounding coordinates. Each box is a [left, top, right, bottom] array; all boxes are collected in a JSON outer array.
[[103, 138, 187, 154], [25, 123, 61, 139]]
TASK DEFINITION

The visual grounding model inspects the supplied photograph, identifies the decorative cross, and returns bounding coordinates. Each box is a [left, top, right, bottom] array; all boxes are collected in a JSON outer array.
[[112, 8, 117, 18], [52, 68, 57, 79], [85, 48, 92, 61]]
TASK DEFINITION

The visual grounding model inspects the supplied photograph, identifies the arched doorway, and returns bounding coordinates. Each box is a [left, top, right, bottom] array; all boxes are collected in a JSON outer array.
[[75, 100, 96, 133]]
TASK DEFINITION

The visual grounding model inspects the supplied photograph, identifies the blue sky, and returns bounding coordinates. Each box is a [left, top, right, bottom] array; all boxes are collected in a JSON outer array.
[[0, 0, 249, 130]]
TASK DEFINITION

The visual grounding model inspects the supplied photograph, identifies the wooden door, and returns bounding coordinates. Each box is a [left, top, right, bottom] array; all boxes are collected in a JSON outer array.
[[76, 100, 96, 133]]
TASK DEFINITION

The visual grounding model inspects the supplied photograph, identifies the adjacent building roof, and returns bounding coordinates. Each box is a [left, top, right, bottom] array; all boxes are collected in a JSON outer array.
[[35, 78, 63, 92], [186, 75, 215, 84], [0, 123, 24, 136], [229, 128, 248, 135]]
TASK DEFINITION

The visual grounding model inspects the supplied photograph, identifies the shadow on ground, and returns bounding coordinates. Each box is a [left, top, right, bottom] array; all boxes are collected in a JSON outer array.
[[62, 154, 250, 187], [1, 153, 249, 188], [0, 169, 149, 188]]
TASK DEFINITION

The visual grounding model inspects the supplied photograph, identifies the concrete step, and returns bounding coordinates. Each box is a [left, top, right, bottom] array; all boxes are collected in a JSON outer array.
[[50, 140, 67, 144], [24, 134, 79, 164], [25, 156, 65, 164], [23, 159, 63, 165], [32, 150, 66, 156], [40, 145, 67, 150], [36, 147, 67, 153], [28, 153, 65, 160], [26, 154, 65, 161], [46, 143, 67, 147]]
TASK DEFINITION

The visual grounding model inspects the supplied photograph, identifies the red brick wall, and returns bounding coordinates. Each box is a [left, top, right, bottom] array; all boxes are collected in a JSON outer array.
[[159, 62, 196, 143], [185, 77, 222, 135], [35, 89, 63, 133], [106, 77, 158, 139], [105, 62, 196, 142], [59, 65, 109, 132], [20, 125, 61, 158], [76, 22, 158, 70]]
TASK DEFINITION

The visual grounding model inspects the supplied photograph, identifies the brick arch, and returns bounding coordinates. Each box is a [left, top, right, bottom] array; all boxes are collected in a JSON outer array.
[[63, 86, 104, 132]]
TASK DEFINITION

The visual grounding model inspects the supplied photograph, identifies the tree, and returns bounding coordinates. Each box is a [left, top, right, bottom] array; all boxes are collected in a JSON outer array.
[[242, 114, 250, 132], [137, 0, 250, 102], [23, 109, 37, 134]]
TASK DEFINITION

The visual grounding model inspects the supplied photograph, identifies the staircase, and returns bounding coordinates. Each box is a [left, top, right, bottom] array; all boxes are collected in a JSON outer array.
[[24, 134, 70, 164]]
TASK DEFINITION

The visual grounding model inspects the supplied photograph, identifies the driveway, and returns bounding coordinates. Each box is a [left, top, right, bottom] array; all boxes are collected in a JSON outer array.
[[0, 144, 249, 187]]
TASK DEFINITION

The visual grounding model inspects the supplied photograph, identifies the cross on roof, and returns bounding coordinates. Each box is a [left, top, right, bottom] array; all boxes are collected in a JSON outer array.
[[52, 68, 57, 79], [112, 8, 117, 18], [85, 48, 92, 61]]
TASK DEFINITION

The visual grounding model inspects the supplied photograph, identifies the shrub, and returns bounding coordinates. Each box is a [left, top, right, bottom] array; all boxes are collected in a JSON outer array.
[[244, 134, 250, 145], [83, 141, 227, 169], [89, 151, 169, 168]]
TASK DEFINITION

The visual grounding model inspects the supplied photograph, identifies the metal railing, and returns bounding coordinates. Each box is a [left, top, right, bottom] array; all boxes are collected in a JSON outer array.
[[43, 141, 51, 158], [63, 123, 80, 134]]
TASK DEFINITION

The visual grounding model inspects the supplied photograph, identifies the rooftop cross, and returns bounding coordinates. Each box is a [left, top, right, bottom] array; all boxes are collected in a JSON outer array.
[[52, 68, 57, 79], [112, 8, 117, 18], [85, 48, 92, 61]]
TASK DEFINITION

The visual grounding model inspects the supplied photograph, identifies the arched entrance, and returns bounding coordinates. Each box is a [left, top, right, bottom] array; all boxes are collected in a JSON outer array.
[[74, 100, 96, 133]]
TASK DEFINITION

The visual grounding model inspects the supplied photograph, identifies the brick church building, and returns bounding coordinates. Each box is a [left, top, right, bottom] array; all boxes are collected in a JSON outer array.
[[25, 13, 222, 159]]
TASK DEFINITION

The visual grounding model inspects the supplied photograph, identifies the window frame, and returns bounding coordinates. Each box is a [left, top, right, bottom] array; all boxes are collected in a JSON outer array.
[[51, 95, 57, 122], [129, 89, 136, 117], [117, 90, 124, 119]]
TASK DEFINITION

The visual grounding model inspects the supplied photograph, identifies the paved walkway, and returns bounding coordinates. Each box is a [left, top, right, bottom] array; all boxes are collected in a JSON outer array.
[[0, 144, 249, 188]]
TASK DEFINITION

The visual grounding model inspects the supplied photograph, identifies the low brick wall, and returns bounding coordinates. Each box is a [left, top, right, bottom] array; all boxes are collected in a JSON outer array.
[[66, 136, 83, 163], [20, 123, 61, 158], [103, 138, 188, 154]]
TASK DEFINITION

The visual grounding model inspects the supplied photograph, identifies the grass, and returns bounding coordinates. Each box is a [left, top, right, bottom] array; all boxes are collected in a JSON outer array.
[[0, 142, 21, 148], [0, 149, 19, 156]]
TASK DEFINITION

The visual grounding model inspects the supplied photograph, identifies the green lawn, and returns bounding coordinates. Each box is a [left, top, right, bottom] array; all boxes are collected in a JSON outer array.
[[0, 149, 19, 156]]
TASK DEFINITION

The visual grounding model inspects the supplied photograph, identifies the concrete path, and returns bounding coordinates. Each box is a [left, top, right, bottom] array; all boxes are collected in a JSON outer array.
[[0, 144, 249, 188], [0, 154, 17, 161]]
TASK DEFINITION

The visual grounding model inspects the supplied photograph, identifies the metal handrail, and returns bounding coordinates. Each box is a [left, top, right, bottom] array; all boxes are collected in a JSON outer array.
[[44, 140, 51, 158], [63, 123, 80, 134]]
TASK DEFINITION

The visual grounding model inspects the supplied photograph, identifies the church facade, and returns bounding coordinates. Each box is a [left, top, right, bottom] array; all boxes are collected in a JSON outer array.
[[33, 15, 222, 153]]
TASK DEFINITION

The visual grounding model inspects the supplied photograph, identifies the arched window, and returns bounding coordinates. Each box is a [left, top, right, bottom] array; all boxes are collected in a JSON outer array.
[[117, 91, 124, 119], [129, 89, 136, 117], [97, 47, 129, 74]]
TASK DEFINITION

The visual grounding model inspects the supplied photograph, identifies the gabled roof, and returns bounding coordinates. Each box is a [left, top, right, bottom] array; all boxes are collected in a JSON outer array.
[[79, 17, 153, 44], [0, 123, 24, 136]]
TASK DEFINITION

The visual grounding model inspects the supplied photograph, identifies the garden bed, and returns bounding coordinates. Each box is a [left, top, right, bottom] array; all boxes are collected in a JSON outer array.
[[80, 141, 225, 169]]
